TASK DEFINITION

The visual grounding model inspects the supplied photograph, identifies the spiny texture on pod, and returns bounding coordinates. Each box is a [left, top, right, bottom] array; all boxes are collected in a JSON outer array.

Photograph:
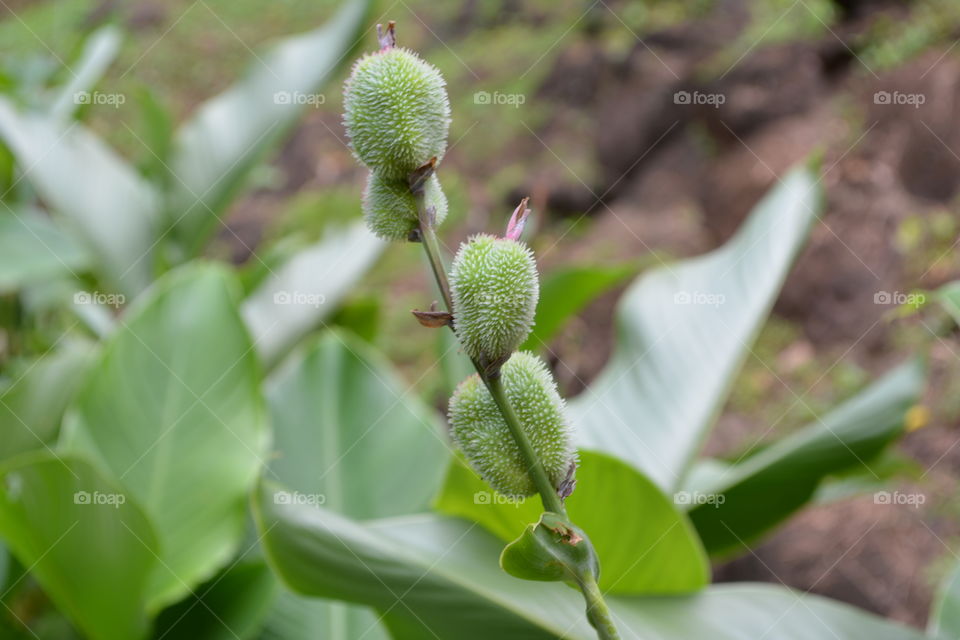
[[449, 352, 576, 498], [362, 171, 448, 241], [450, 234, 539, 365], [343, 46, 450, 180]]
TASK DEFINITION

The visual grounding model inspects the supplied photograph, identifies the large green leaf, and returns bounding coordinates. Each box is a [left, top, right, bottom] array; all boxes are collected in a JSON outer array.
[[168, 0, 370, 251], [61, 264, 268, 608], [152, 560, 277, 640], [520, 263, 636, 351], [0, 453, 159, 640], [254, 483, 927, 639], [568, 165, 822, 492], [0, 338, 95, 460], [242, 223, 383, 369], [49, 26, 122, 122], [685, 360, 924, 555], [929, 560, 960, 638], [262, 328, 446, 638], [266, 329, 448, 517], [0, 209, 89, 292], [258, 590, 389, 640], [435, 450, 708, 594], [0, 100, 159, 295]]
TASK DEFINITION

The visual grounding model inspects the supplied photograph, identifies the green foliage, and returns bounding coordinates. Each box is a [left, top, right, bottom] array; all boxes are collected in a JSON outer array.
[[449, 352, 575, 498]]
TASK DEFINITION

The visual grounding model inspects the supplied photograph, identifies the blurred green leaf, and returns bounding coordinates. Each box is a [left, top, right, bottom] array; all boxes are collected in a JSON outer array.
[[936, 280, 960, 326], [61, 264, 268, 609], [262, 329, 448, 638], [435, 450, 708, 595], [241, 223, 383, 369], [685, 359, 924, 556], [266, 330, 448, 517], [0, 209, 90, 293], [520, 263, 636, 351], [568, 165, 822, 492], [152, 560, 277, 640], [168, 0, 371, 252], [0, 453, 158, 640], [49, 26, 122, 122], [258, 590, 389, 640], [0, 100, 160, 296], [133, 88, 175, 187], [0, 339, 95, 460], [929, 560, 960, 638], [254, 483, 927, 639]]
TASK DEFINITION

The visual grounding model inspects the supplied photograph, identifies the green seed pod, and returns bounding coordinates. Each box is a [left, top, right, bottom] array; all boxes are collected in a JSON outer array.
[[343, 46, 450, 180], [448, 352, 576, 498], [450, 234, 539, 365], [362, 171, 448, 241]]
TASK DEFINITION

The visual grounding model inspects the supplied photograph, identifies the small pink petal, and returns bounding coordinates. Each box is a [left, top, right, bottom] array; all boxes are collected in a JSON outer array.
[[505, 197, 531, 241], [377, 21, 396, 50]]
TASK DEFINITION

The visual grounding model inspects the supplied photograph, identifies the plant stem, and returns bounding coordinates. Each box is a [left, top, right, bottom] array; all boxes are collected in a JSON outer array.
[[485, 374, 565, 514], [411, 185, 620, 640], [577, 572, 621, 640]]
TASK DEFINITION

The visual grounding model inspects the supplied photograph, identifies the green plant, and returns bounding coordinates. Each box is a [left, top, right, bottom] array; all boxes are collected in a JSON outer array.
[[0, 10, 938, 640], [250, 22, 929, 640]]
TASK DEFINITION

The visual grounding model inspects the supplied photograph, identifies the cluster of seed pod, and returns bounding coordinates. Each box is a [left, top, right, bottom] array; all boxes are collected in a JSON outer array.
[[342, 23, 451, 240], [343, 25, 576, 500]]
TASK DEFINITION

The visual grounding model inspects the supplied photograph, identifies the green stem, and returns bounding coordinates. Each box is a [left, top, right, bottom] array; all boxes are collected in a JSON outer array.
[[411, 183, 620, 640], [485, 374, 565, 514], [577, 572, 621, 640]]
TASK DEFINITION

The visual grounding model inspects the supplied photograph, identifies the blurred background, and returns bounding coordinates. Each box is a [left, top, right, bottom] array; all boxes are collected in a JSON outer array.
[[3, 0, 960, 628]]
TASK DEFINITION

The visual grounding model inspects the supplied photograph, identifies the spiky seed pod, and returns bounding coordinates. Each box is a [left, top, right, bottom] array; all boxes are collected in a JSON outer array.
[[449, 352, 576, 498], [450, 234, 539, 365], [343, 47, 450, 180], [362, 171, 448, 241]]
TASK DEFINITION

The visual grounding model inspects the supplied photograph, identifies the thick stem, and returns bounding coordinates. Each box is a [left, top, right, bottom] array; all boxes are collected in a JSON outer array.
[[411, 183, 620, 640]]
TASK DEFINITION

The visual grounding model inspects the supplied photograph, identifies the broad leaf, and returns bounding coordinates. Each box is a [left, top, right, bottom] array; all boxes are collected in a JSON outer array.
[[685, 360, 924, 555], [168, 0, 370, 251], [435, 450, 708, 594], [262, 328, 446, 637], [61, 264, 268, 608], [568, 165, 822, 491], [49, 26, 122, 122], [0, 100, 159, 295], [929, 560, 960, 638], [937, 280, 960, 326], [520, 263, 636, 351], [0, 453, 158, 640], [255, 484, 927, 639], [266, 329, 448, 517], [242, 223, 383, 369], [259, 590, 389, 640], [0, 339, 95, 460], [0, 209, 89, 292], [152, 561, 277, 640]]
